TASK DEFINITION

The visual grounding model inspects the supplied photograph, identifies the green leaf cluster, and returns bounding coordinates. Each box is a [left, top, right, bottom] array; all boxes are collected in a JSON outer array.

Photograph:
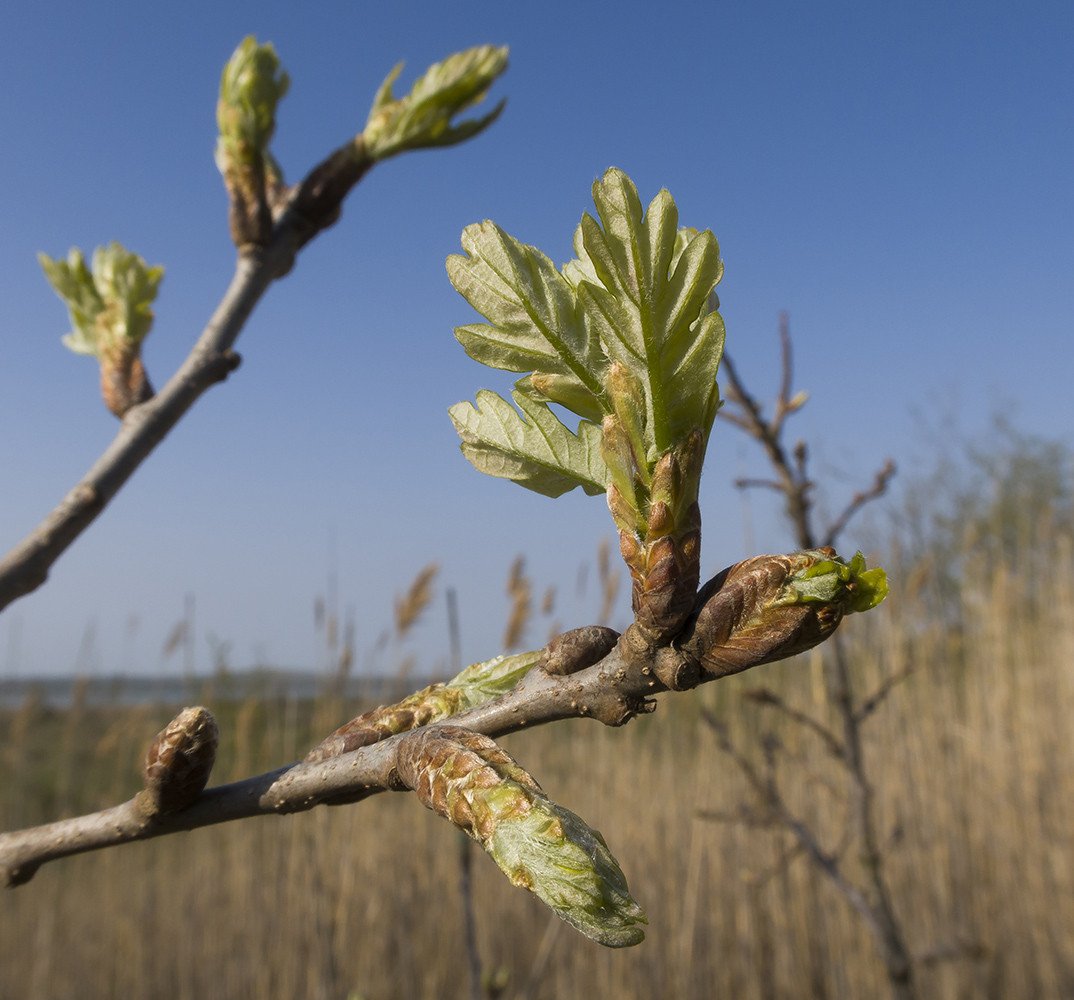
[[450, 389, 607, 498], [363, 45, 508, 161], [39, 243, 164, 360], [447, 168, 724, 506], [485, 788, 647, 947], [423, 732, 646, 947], [215, 36, 290, 184], [444, 649, 541, 707], [778, 550, 890, 613]]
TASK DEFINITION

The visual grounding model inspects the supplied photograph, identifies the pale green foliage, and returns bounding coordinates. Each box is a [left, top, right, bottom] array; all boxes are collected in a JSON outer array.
[[214, 36, 290, 181], [579, 170, 725, 452], [777, 550, 889, 613], [444, 649, 541, 707], [420, 732, 647, 947], [449, 389, 608, 498], [449, 220, 607, 397], [39, 243, 164, 360], [448, 168, 724, 499], [363, 45, 508, 161], [485, 789, 647, 947]]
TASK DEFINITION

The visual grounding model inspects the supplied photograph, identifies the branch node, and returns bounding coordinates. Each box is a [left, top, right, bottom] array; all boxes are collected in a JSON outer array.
[[539, 625, 620, 676], [1, 861, 40, 888], [652, 645, 701, 691]]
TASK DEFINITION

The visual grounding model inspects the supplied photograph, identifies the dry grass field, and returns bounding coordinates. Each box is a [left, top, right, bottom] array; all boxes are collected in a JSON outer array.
[[1, 529, 1072, 999]]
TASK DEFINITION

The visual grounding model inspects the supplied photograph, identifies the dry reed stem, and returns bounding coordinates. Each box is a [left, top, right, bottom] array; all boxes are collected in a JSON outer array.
[[395, 563, 439, 638], [1, 562, 1070, 999]]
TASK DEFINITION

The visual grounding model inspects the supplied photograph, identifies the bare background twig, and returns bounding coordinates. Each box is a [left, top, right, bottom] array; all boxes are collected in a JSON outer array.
[[714, 308, 922, 999]]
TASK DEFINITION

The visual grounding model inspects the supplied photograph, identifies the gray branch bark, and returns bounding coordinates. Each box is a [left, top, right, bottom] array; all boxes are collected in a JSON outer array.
[[0, 641, 667, 886]]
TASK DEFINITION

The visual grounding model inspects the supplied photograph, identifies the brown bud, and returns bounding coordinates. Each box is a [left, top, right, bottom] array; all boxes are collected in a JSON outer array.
[[652, 645, 701, 691], [138, 707, 219, 817], [397, 726, 541, 840], [220, 155, 273, 250], [100, 352, 154, 418], [678, 553, 847, 679], [679, 528, 701, 564], [539, 625, 620, 676], [644, 535, 678, 581]]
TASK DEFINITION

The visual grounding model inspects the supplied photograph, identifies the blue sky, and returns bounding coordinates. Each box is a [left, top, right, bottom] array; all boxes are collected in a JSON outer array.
[[0, 1, 1070, 678]]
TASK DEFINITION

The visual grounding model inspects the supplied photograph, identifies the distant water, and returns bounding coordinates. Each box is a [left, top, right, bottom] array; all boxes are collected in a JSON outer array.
[[0, 671, 439, 710]]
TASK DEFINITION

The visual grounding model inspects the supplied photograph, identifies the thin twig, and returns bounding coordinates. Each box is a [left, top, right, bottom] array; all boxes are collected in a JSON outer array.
[[519, 914, 563, 1000], [822, 458, 898, 549], [0, 145, 375, 614], [702, 709, 883, 938], [717, 312, 916, 999], [855, 663, 916, 725], [771, 310, 793, 434], [695, 805, 780, 830], [733, 478, 785, 493], [0, 640, 661, 885], [743, 687, 845, 759], [915, 939, 989, 967], [718, 349, 816, 549], [458, 833, 483, 1000]]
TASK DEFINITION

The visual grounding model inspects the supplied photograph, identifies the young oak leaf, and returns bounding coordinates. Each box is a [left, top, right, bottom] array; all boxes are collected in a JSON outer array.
[[40, 242, 164, 417], [448, 389, 608, 498], [576, 168, 724, 451], [448, 220, 608, 402], [40, 244, 163, 359], [514, 372, 606, 424], [363, 45, 508, 160]]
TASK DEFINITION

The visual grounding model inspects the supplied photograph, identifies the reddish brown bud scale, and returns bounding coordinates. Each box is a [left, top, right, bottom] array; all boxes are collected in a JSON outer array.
[[539, 625, 620, 676], [397, 727, 543, 840], [304, 682, 465, 762], [680, 528, 701, 564], [678, 553, 847, 679], [618, 530, 643, 569], [647, 501, 674, 537], [139, 707, 219, 817], [99, 353, 154, 419]]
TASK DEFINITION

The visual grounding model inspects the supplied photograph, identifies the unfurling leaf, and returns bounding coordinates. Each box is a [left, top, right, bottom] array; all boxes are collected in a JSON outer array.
[[398, 726, 647, 947], [363, 45, 508, 161], [448, 170, 726, 636], [449, 389, 608, 497], [305, 650, 539, 762], [215, 36, 290, 175], [444, 649, 541, 705], [681, 548, 889, 679], [40, 243, 164, 416], [448, 220, 608, 399], [215, 36, 290, 246], [779, 549, 889, 613], [578, 169, 725, 452], [40, 244, 163, 359], [515, 372, 605, 424], [447, 171, 725, 462]]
